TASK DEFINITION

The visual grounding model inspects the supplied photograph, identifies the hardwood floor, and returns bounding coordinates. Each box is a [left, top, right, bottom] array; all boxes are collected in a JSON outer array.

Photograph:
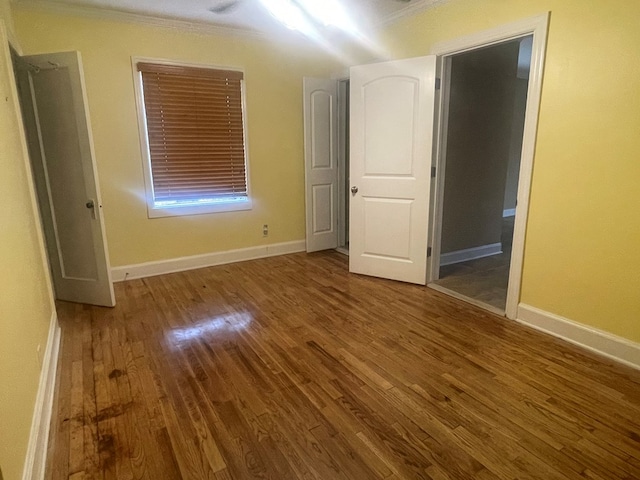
[[46, 251, 640, 479]]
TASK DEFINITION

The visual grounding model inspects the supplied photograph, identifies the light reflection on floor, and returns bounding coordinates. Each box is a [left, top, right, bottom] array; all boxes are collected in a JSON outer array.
[[167, 312, 253, 345]]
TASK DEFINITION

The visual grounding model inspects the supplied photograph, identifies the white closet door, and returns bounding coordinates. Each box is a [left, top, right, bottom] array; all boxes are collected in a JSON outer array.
[[303, 77, 338, 252], [18, 51, 115, 306]]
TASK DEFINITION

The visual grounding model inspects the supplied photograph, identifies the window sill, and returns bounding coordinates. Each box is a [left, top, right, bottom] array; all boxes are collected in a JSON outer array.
[[147, 198, 253, 218]]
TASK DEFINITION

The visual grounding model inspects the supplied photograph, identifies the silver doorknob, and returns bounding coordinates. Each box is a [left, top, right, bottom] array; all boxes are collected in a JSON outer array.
[[86, 199, 97, 219], [351, 186, 358, 195]]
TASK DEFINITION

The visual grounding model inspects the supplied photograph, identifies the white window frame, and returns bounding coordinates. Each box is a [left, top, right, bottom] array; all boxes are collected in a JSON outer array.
[[132, 56, 252, 218]]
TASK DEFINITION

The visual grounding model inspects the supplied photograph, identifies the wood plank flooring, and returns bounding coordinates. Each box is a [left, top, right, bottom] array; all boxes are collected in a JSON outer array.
[[45, 251, 640, 479]]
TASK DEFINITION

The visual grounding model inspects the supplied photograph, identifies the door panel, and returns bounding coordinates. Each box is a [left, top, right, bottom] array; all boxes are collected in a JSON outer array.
[[312, 184, 334, 234], [350, 56, 437, 284], [304, 77, 338, 252], [364, 78, 418, 175], [363, 198, 412, 259], [17, 51, 115, 306], [32, 69, 100, 281]]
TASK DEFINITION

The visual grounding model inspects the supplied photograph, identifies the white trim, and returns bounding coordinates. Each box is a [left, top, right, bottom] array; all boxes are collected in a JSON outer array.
[[430, 14, 549, 56], [503, 208, 516, 217], [13, 1, 267, 39], [146, 198, 253, 218], [427, 56, 451, 282], [517, 304, 640, 371], [13, 0, 441, 37], [440, 242, 502, 267], [428, 13, 550, 320], [22, 312, 61, 480], [111, 240, 306, 281], [131, 56, 252, 219]]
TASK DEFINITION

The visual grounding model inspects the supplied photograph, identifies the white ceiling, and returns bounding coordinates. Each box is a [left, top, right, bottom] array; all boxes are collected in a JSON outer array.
[[16, 0, 437, 35]]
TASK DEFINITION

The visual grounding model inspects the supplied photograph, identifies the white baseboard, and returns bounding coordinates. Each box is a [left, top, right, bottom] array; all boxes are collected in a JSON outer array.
[[111, 240, 306, 281], [503, 208, 516, 217], [440, 242, 502, 267], [22, 311, 60, 480], [517, 304, 640, 370]]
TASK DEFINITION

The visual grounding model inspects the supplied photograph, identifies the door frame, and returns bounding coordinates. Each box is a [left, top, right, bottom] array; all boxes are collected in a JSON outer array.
[[428, 13, 549, 319]]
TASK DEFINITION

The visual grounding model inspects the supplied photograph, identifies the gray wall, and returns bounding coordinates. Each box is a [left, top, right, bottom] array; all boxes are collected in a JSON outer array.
[[440, 40, 520, 254]]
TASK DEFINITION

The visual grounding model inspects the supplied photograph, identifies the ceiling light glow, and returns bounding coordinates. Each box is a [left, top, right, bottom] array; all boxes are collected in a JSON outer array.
[[258, 0, 312, 31], [296, 0, 354, 31], [259, 0, 357, 35]]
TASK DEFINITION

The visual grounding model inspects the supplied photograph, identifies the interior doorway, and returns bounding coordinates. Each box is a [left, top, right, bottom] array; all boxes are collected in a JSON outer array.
[[430, 35, 534, 314], [302, 13, 548, 312]]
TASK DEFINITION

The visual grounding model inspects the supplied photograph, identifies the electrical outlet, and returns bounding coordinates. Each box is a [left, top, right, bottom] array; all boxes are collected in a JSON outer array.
[[262, 224, 269, 237]]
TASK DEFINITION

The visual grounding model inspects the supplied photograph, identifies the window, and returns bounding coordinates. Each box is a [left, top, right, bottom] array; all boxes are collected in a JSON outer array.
[[134, 59, 251, 217]]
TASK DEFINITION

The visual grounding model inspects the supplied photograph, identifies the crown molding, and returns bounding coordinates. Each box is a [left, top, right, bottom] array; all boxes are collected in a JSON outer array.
[[377, 0, 447, 27], [12, 0, 448, 41], [12, 0, 271, 39]]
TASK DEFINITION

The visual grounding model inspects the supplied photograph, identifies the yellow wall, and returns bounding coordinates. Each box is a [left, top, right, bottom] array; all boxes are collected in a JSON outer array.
[[382, 0, 640, 342], [13, 8, 344, 267], [2, 0, 635, 476], [0, 0, 15, 45], [10, 1, 640, 346], [0, 3, 55, 479]]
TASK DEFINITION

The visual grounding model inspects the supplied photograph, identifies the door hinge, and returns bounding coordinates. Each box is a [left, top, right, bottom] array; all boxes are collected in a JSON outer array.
[[435, 78, 441, 90], [431, 166, 436, 178], [427, 246, 432, 257]]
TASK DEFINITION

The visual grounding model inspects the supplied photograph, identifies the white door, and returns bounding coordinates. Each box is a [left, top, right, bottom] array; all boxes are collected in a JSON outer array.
[[16, 51, 115, 307], [349, 56, 437, 284], [303, 77, 339, 252]]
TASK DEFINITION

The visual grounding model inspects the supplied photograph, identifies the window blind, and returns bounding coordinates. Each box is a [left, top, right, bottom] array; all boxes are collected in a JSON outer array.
[[138, 62, 247, 204]]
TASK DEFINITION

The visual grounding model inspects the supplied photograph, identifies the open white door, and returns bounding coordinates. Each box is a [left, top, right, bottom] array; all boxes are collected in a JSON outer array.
[[303, 77, 338, 252], [16, 52, 115, 307], [349, 56, 437, 284]]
